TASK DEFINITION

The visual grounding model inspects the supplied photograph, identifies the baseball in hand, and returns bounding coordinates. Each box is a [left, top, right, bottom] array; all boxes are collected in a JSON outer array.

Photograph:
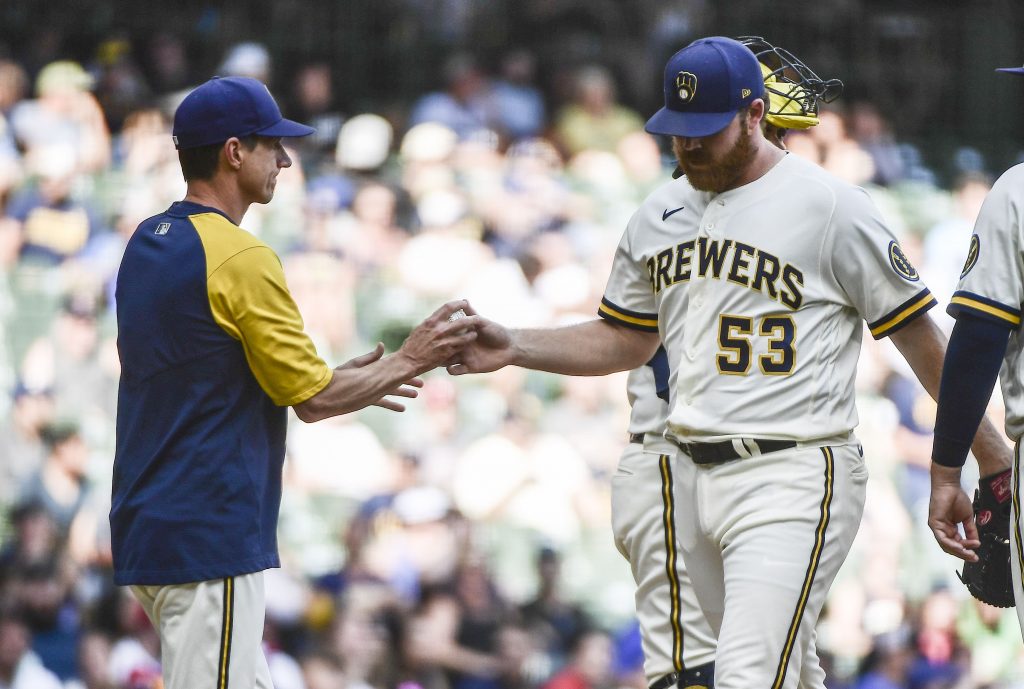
[[448, 308, 467, 322]]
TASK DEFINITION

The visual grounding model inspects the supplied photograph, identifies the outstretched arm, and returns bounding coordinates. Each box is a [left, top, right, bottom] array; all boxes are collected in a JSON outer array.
[[294, 300, 479, 422], [447, 306, 660, 377]]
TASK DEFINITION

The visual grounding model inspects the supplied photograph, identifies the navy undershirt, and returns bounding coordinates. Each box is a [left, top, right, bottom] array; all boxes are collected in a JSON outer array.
[[931, 313, 1012, 468]]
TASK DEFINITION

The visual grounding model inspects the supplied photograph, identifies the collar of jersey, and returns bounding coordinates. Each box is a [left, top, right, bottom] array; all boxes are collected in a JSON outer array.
[[713, 151, 791, 199], [166, 200, 235, 225]]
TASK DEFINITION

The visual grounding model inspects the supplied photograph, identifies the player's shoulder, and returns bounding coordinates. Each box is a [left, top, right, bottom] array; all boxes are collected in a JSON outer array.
[[180, 206, 278, 276], [989, 162, 1024, 198], [779, 154, 853, 198]]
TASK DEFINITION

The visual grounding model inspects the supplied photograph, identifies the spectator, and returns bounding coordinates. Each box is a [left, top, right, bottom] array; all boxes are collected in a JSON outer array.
[[219, 41, 272, 83], [519, 547, 590, 666], [854, 631, 913, 689], [7, 559, 79, 681], [64, 630, 116, 689], [409, 54, 498, 140], [491, 50, 547, 142], [9, 60, 111, 174], [3, 145, 109, 265], [291, 62, 345, 170], [553, 66, 643, 157], [921, 171, 992, 329], [0, 502, 61, 580], [17, 420, 91, 534], [0, 606, 62, 689], [0, 383, 54, 507], [539, 628, 615, 689], [19, 292, 116, 423]]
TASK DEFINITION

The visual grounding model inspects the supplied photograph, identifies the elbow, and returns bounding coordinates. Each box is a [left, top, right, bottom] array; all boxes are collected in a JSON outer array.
[[293, 401, 323, 423]]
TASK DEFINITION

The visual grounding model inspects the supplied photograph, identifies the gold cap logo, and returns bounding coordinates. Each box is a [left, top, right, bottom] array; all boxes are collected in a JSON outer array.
[[675, 71, 698, 103]]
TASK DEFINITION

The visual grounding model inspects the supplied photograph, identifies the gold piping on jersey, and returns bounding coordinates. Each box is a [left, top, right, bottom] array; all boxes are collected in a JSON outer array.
[[659, 454, 685, 672], [772, 447, 833, 689], [1013, 442, 1024, 604], [218, 576, 235, 689], [598, 300, 659, 332], [867, 292, 936, 338], [950, 295, 1022, 327]]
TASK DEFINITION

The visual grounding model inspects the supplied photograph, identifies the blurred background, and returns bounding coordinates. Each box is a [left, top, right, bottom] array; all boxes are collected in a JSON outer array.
[[0, 1, 1022, 688]]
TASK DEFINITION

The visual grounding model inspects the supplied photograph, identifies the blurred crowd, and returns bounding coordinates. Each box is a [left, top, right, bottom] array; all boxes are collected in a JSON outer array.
[[0, 30, 1021, 689]]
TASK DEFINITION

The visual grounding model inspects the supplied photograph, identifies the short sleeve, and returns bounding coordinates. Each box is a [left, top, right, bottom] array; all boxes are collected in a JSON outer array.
[[598, 215, 658, 332], [948, 172, 1024, 329], [207, 247, 332, 406], [829, 187, 936, 339]]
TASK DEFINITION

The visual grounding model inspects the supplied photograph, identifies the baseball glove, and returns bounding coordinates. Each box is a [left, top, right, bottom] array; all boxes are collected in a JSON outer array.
[[958, 468, 1015, 608]]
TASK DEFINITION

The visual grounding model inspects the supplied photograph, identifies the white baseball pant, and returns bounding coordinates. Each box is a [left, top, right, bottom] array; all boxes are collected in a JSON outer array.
[[612, 437, 717, 685], [131, 571, 273, 689], [673, 441, 867, 689]]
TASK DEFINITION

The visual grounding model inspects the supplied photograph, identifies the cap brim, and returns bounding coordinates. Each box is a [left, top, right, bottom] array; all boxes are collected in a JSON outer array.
[[996, 67, 1024, 75], [644, 107, 736, 138], [256, 117, 316, 138]]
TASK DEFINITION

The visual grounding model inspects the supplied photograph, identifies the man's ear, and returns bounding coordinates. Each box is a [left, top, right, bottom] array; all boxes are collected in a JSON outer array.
[[222, 137, 245, 170], [748, 98, 767, 129]]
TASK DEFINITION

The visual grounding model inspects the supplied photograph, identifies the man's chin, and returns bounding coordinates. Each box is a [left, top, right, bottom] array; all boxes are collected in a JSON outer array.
[[683, 171, 723, 193]]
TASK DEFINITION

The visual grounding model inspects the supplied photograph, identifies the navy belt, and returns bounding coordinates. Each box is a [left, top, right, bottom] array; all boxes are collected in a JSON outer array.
[[629, 433, 645, 444], [670, 437, 796, 464]]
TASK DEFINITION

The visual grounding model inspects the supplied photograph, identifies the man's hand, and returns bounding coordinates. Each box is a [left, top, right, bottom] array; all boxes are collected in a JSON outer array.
[[338, 343, 424, 412], [445, 304, 515, 375], [395, 300, 480, 376], [928, 463, 980, 562]]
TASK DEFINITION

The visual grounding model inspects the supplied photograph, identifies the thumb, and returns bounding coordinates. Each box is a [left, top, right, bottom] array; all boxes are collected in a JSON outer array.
[[349, 342, 386, 368]]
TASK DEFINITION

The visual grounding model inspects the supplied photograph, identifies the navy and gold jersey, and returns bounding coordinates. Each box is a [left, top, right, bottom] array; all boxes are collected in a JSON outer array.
[[111, 201, 331, 585]]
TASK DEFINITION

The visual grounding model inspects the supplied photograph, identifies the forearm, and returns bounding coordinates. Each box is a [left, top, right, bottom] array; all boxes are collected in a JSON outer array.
[[509, 319, 659, 375], [930, 314, 1011, 472], [294, 353, 418, 422]]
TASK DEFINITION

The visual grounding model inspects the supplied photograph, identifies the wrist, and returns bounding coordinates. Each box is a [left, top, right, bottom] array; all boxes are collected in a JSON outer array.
[[389, 349, 423, 379], [930, 462, 963, 487], [507, 330, 526, 368]]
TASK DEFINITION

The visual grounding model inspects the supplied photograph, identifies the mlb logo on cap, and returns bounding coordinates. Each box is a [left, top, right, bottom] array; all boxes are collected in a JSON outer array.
[[646, 36, 765, 139]]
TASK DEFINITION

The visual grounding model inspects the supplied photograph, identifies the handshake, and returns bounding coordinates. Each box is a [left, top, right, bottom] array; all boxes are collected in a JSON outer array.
[[331, 299, 511, 416]]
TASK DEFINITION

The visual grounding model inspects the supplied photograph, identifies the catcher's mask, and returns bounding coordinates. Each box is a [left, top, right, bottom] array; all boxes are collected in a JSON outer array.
[[737, 36, 843, 131]]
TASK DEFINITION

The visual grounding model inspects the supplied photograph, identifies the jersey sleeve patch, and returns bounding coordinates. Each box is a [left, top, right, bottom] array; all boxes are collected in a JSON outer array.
[[948, 290, 1022, 329], [887, 241, 920, 282], [960, 234, 980, 279], [598, 297, 658, 332], [867, 288, 937, 339]]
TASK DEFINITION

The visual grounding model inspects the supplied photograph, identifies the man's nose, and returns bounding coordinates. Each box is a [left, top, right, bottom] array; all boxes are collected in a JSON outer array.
[[679, 137, 702, 151]]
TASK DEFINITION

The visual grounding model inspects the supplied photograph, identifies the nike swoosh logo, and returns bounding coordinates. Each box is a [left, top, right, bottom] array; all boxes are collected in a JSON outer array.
[[662, 206, 686, 221]]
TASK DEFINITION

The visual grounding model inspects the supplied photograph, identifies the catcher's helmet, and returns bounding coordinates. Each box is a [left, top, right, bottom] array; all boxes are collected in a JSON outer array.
[[737, 36, 843, 131]]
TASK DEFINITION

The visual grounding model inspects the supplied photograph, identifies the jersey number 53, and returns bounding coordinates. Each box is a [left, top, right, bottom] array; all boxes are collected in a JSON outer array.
[[716, 314, 796, 376]]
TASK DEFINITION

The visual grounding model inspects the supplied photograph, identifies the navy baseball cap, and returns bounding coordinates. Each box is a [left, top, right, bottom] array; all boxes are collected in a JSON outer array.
[[645, 36, 765, 138], [172, 76, 315, 150]]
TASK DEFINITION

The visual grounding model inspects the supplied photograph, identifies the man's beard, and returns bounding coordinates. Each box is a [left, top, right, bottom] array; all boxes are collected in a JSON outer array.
[[673, 124, 757, 193]]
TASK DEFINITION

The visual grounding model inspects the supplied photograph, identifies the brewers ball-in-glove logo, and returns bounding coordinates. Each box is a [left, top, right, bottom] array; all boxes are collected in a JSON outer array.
[[960, 234, 980, 278], [888, 241, 919, 282], [676, 71, 697, 103]]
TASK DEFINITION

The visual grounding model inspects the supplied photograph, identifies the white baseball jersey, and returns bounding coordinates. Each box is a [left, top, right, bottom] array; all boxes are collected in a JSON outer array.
[[949, 163, 1024, 439], [600, 153, 936, 443]]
